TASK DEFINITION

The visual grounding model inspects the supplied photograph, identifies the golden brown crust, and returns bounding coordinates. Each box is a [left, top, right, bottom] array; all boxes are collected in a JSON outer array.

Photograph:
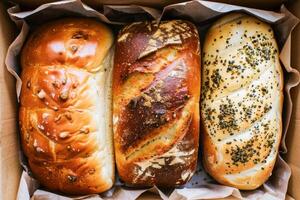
[[21, 18, 113, 72], [201, 13, 283, 190], [113, 20, 200, 187], [19, 18, 115, 194]]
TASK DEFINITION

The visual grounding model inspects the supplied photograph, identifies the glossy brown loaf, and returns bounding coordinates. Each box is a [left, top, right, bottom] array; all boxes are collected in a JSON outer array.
[[113, 20, 200, 187], [19, 18, 115, 194], [201, 13, 283, 190]]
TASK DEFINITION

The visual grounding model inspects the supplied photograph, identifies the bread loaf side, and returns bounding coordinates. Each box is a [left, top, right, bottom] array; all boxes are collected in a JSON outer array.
[[19, 18, 115, 194]]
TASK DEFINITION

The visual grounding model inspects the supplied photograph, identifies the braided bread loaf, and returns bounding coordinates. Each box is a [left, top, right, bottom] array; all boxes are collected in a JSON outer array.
[[19, 18, 114, 194], [201, 13, 283, 190], [113, 20, 200, 187]]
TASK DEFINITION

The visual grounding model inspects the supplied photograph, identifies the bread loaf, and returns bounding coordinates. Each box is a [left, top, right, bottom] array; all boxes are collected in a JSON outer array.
[[19, 18, 115, 194], [201, 13, 283, 190], [113, 20, 200, 187]]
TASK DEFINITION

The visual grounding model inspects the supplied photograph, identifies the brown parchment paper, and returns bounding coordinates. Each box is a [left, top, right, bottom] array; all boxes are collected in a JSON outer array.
[[5, 0, 300, 199]]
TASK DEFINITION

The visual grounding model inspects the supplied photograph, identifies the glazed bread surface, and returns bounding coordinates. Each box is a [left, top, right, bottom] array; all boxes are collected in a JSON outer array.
[[19, 18, 114, 194], [201, 13, 283, 190], [113, 20, 201, 187]]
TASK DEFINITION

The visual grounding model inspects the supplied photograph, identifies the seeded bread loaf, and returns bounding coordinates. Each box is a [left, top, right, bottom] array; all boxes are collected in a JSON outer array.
[[201, 13, 283, 190], [19, 18, 115, 194], [113, 20, 201, 187]]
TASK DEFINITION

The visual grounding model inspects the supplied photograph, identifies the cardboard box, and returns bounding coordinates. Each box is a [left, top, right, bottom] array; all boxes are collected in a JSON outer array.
[[8, 0, 287, 9], [0, 2, 21, 200], [283, 0, 300, 199], [0, 0, 299, 199]]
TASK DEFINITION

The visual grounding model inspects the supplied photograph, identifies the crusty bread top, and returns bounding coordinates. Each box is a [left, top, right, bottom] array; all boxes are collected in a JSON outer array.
[[113, 20, 200, 155], [21, 18, 113, 72], [20, 18, 114, 110], [201, 13, 283, 189]]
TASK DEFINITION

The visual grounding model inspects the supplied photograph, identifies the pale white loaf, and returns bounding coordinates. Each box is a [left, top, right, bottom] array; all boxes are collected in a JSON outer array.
[[201, 13, 283, 190]]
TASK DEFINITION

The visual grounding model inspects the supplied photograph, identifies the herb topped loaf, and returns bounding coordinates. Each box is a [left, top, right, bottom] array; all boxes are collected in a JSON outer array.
[[201, 13, 283, 190]]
